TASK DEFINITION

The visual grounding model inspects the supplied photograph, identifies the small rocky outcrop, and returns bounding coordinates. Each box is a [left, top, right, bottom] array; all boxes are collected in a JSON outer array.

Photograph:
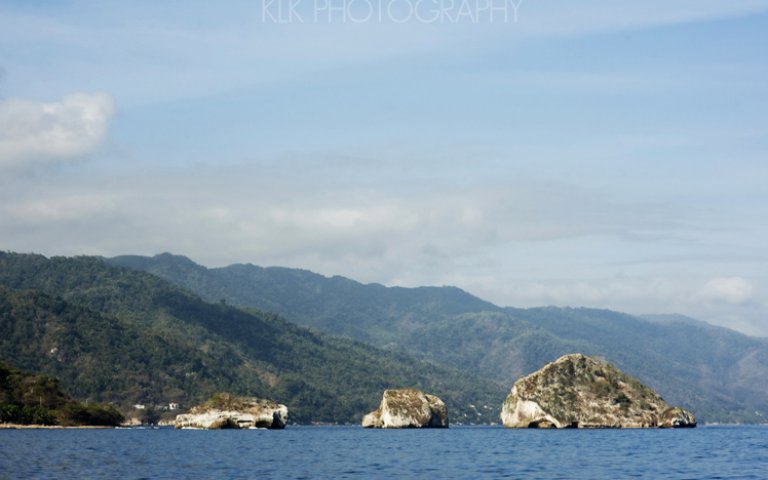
[[175, 393, 288, 429], [362, 388, 449, 428], [500, 354, 696, 429], [659, 406, 697, 428]]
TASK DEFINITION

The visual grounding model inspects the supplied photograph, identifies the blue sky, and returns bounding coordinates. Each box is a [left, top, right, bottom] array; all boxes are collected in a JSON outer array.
[[1, 1, 767, 335]]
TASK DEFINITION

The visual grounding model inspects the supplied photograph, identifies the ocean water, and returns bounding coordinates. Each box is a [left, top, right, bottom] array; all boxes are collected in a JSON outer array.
[[1, 425, 767, 479]]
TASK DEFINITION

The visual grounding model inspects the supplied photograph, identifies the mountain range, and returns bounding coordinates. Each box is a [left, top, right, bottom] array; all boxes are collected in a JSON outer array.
[[1, 250, 765, 424], [0, 252, 504, 424], [109, 253, 768, 423]]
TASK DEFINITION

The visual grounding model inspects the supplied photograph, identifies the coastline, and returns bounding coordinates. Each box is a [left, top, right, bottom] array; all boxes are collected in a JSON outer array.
[[0, 423, 114, 429]]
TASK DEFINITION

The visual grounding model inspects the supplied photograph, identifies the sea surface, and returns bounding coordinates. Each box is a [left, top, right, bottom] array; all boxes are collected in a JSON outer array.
[[1, 425, 767, 479]]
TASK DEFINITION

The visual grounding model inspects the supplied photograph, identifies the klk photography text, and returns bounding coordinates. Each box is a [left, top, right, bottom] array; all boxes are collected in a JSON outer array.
[[261, 0, 524, 24]]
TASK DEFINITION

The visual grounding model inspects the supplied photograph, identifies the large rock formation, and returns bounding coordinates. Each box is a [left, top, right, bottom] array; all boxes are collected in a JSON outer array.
[[501, 354, 696, 429], [362, 388, 449, 428], [175, 393, 288, 429]]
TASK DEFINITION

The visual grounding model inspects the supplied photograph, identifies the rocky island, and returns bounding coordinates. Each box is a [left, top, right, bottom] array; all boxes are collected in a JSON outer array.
[[362, 388, 449, 428], [175, 393, 288, 429], [500, 354, 696, 429]]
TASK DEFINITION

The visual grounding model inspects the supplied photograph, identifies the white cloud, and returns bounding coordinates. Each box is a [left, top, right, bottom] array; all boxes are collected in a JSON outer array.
[[699, 277, 755, 305], [0, 167, 662, 266], [5, 193, 118, 223], [0, 92, 115, 169]]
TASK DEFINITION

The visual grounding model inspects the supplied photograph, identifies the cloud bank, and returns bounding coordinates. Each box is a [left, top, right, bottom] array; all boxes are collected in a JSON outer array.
[[699, 277, 755, 305], [0, 92, 114, 170], [1, 161, 764, 335]]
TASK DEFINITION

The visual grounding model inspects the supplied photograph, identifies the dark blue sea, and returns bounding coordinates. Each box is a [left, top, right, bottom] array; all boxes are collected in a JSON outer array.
[[2, 425, 767, 479]]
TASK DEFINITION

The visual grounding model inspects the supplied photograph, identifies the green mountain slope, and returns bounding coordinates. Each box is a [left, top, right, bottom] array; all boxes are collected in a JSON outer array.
[[0, 286, 269, 406], [0, 360, 123, 426], [110, 253, 768, 423], [109, 253, 501, 346], [0, 253, 505, 424]]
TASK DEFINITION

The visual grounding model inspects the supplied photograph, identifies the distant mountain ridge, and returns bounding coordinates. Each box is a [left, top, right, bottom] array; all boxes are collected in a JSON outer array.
[[0, 252, 505, 424], [109, 253, 768, 423], [110, 253, 501, 346]]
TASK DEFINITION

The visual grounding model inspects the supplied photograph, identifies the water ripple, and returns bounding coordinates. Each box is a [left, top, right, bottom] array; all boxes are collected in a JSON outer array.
[[1, 425, 768, 479]]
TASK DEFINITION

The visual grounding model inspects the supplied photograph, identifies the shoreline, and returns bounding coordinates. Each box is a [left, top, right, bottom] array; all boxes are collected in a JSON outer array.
[[3, 422, 766, 430], [0, 423, 114, 429]]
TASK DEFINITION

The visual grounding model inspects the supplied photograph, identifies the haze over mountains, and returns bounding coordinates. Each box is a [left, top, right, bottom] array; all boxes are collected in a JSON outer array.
[[110, 253, 768, 423]]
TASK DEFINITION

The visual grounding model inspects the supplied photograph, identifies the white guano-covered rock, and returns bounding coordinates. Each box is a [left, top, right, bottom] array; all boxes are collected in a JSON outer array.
[[362, 388, 448, 428], [175, 394, 288, 429], [500, 354, 696, 429]]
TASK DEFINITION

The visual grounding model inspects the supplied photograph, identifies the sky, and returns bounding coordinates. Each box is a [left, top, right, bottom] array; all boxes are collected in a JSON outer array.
[[1, 0, 767, 335]]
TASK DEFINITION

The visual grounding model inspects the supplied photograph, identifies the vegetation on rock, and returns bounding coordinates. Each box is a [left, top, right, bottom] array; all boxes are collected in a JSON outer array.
[[176, 392, 288, 429], [500, 354, 696, 428]]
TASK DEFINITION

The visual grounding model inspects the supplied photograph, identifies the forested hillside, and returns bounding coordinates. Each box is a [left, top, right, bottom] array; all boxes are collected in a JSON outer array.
[[0, 360, 123, 426], [110, 253, 768, 423], [110, 253, 500, 346], [0, 252, 505, 424]]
